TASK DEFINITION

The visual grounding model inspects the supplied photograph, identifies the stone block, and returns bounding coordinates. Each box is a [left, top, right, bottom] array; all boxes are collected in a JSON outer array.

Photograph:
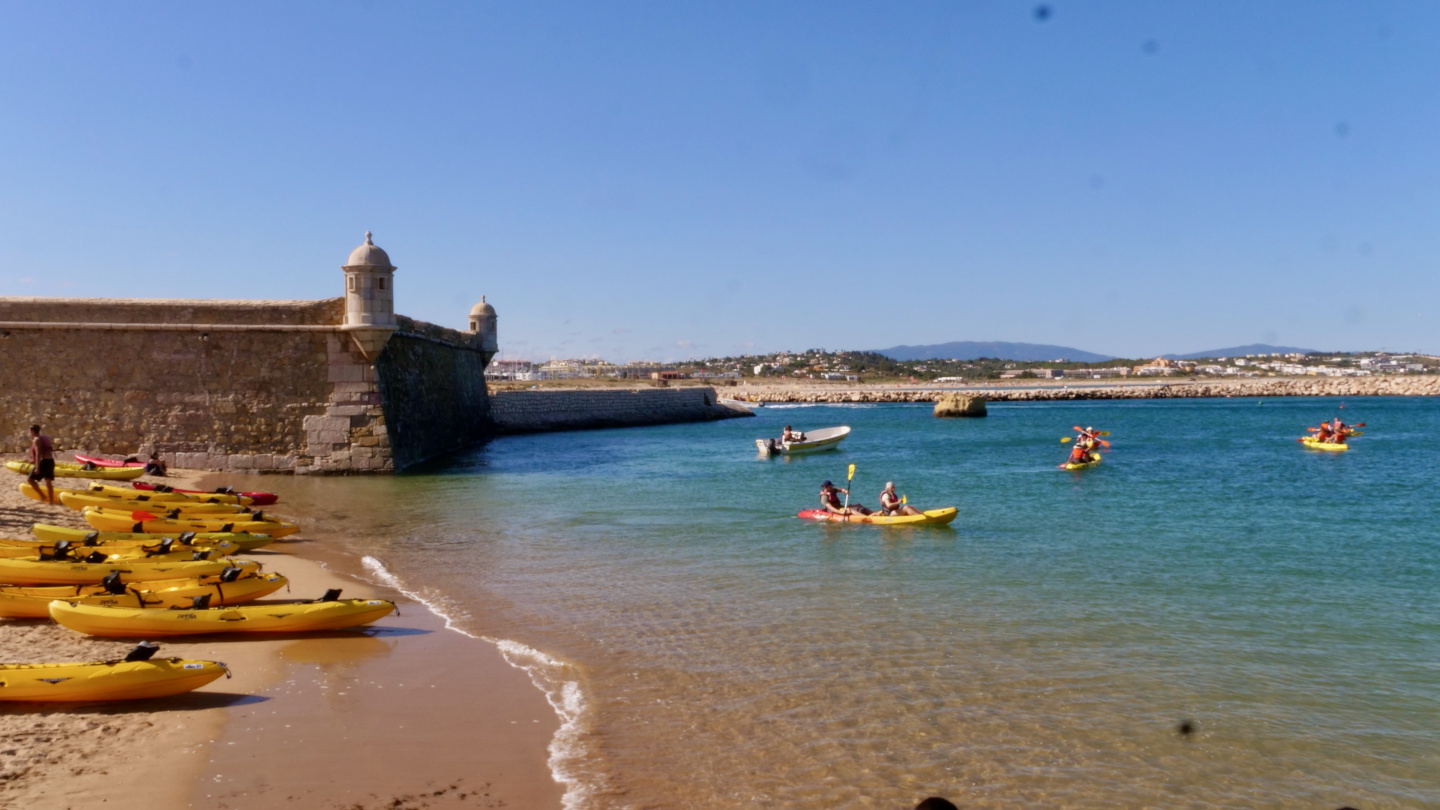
[[229, 454, 253, 470], [326, 405, 367, 417], [252, 454, 275, 470], [328, 363, 364, 383], [303, 415, 350, 433]]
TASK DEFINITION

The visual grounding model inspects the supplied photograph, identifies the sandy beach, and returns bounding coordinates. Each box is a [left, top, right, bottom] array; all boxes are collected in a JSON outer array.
[[0, 463, 562, 810]]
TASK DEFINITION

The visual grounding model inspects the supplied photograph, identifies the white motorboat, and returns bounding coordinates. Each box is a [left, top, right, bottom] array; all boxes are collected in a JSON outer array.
[[756, 426, 851, 456]]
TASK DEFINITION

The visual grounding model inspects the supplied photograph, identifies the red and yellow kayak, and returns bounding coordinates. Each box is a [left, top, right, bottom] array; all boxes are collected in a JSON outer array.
[[798, 507, 958, 526]]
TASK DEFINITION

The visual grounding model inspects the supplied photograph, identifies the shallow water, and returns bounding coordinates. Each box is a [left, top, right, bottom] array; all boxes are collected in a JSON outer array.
[[282, 397, 1440, 809]]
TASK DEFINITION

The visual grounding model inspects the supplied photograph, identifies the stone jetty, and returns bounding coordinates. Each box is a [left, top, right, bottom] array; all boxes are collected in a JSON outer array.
[[743, 375, 1440, 404]]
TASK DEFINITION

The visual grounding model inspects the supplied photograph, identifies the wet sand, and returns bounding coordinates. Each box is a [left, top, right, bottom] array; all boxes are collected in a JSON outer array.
[[0, 462, 562, 810]]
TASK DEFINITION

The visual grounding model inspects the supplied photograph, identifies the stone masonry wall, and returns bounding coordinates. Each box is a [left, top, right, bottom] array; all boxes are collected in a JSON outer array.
[[489, 387, 752, 434], [374, 327, 492, 471], [0, 299, 341, 469]]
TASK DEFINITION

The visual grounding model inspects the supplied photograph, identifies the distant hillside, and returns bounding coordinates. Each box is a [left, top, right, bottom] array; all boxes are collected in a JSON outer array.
[[874, 341, 1115, 363], [1164, 344, 1322, 360]]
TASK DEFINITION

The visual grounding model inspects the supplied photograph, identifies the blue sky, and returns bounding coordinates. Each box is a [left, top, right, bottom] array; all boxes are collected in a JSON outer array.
[[1, 2, 1435, 361]]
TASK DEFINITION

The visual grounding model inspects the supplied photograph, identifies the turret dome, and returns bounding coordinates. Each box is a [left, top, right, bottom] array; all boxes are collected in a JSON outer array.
[[345, 231, 395, 269], [470, 296, 496, 318]]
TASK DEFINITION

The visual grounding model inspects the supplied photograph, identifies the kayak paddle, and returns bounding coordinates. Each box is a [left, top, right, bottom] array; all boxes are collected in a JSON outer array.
[[843, 463, 856, 510]]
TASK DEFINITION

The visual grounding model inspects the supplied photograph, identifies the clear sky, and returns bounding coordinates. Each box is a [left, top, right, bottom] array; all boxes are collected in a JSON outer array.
[[1, 2, 1436, 361]]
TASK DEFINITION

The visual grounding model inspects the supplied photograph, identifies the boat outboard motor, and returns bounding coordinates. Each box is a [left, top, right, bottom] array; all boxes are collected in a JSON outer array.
[[124, 641, 161, 662], [319, 588, 343, 602], [101, 570, 127, 596], [219, 566, 244, 583], [189, 593, 213, 610], [178, 531, 197, 545], [190, 551, 211, 561], [83, 531, 101, 546]]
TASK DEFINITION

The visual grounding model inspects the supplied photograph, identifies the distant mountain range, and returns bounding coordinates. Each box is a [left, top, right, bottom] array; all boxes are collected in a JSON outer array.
[[872, 341, 1323, 363], [1161, 344, 1322, 360]]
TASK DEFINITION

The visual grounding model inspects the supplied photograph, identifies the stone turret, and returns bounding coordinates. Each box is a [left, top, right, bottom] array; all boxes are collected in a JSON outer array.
[[341, 231, 397, 360], [468, 296, 497, 354]]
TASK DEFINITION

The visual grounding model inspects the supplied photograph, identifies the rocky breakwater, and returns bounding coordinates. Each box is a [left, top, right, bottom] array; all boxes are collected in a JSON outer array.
[[748, 376, 1440, 404], [489, 387, 753, 434]]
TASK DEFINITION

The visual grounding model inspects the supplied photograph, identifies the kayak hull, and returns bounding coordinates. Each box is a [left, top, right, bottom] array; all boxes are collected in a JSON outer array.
[[0, 573, 288, 618], [0, 557, 261, 587], [797, 507, 958, 526], [6, 461, 145, 481], [1301, 438, 1349, 451], [132, 482, 277, 506], [82, 509, 298, 538], [29, 524, 272, 552], [50, 598, 397, 637], [1061, 454, 1102, 470], [0, 657, 228, 702], [72, 454, 145, 469]]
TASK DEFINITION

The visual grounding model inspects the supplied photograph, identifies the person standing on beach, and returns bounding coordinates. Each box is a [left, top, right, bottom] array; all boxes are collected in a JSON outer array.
[[27, 424, 56, 504]]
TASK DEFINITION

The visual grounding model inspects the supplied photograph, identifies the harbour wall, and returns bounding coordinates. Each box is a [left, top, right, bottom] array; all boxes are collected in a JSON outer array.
[[490, 387, 752, 434], [0, 297, 493, 473]]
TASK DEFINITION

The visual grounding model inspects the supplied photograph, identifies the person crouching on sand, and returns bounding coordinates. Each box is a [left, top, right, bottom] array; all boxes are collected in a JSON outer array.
[[820, 480, 871, 516], [879, 482, 923, 516], [27, 424, 56, 504]]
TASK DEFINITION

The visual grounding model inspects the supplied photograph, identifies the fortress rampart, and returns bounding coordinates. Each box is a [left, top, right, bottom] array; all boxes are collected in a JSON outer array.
[[490, 388, 750, 434]]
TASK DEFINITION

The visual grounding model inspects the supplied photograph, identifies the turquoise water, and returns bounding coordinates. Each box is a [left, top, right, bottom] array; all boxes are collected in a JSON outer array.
[[290, 397, 1440, 809]]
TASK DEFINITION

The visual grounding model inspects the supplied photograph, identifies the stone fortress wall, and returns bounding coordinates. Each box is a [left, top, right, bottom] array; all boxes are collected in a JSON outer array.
[[0, 233, 500, 473], [490, 387, 749, 434], [0, 297, 493, 473]]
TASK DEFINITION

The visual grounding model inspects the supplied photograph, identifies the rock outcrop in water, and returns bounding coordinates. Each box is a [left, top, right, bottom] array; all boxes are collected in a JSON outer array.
[[933, 394, 988, 417]]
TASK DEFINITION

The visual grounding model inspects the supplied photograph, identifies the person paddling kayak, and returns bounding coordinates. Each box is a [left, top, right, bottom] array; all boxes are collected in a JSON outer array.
[[879, 482, 923, 516], [1065, 426, 1101, 466], [820, 480, 871, 517]]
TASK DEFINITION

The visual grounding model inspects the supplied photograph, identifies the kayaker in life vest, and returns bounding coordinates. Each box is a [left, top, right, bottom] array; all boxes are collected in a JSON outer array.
[[879, 482, 923, 516], [820, 480, 871, 516], [1329, 418, 1349, 443]]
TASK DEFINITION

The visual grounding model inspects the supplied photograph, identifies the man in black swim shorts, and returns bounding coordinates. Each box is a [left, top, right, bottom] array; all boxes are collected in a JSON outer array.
[[28, 424, 56, 504]]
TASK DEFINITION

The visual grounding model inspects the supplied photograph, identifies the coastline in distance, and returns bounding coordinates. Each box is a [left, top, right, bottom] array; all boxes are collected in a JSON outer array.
[[874, 341, 1324, 363]]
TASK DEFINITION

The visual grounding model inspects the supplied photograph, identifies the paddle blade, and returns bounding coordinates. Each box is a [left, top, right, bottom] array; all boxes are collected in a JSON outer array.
[[847, 463, 856, 482], [901, 495, 907, 505], [1353, 422, 1366, 428], [1060, 437, 1072, 443]]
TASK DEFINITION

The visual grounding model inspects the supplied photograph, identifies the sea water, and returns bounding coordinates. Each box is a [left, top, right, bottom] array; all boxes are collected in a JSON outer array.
[[284, 396, 1440, 809]]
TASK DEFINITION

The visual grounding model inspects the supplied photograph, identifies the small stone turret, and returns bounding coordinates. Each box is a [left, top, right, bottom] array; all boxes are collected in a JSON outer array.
[[468, 296, 497, 354], [341, 231, 397, 360]]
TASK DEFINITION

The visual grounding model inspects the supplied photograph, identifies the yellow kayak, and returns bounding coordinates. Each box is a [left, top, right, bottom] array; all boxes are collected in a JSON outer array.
[[50, 592, 396, 637], [1301, 437, 1348, 451], [0, 535, 261, 560], [6, 460, 145, 481], [82, 508, 299, 538], [0, 556, 260, 587], [29, 524, 272, 552], [798, 507, 959, 526], [0, 571, 288, 618], [85, 482, 256, 506], [1061, 454, 1102, 470], [0, 643, 229, 702], [56, 490, 249, 515]]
